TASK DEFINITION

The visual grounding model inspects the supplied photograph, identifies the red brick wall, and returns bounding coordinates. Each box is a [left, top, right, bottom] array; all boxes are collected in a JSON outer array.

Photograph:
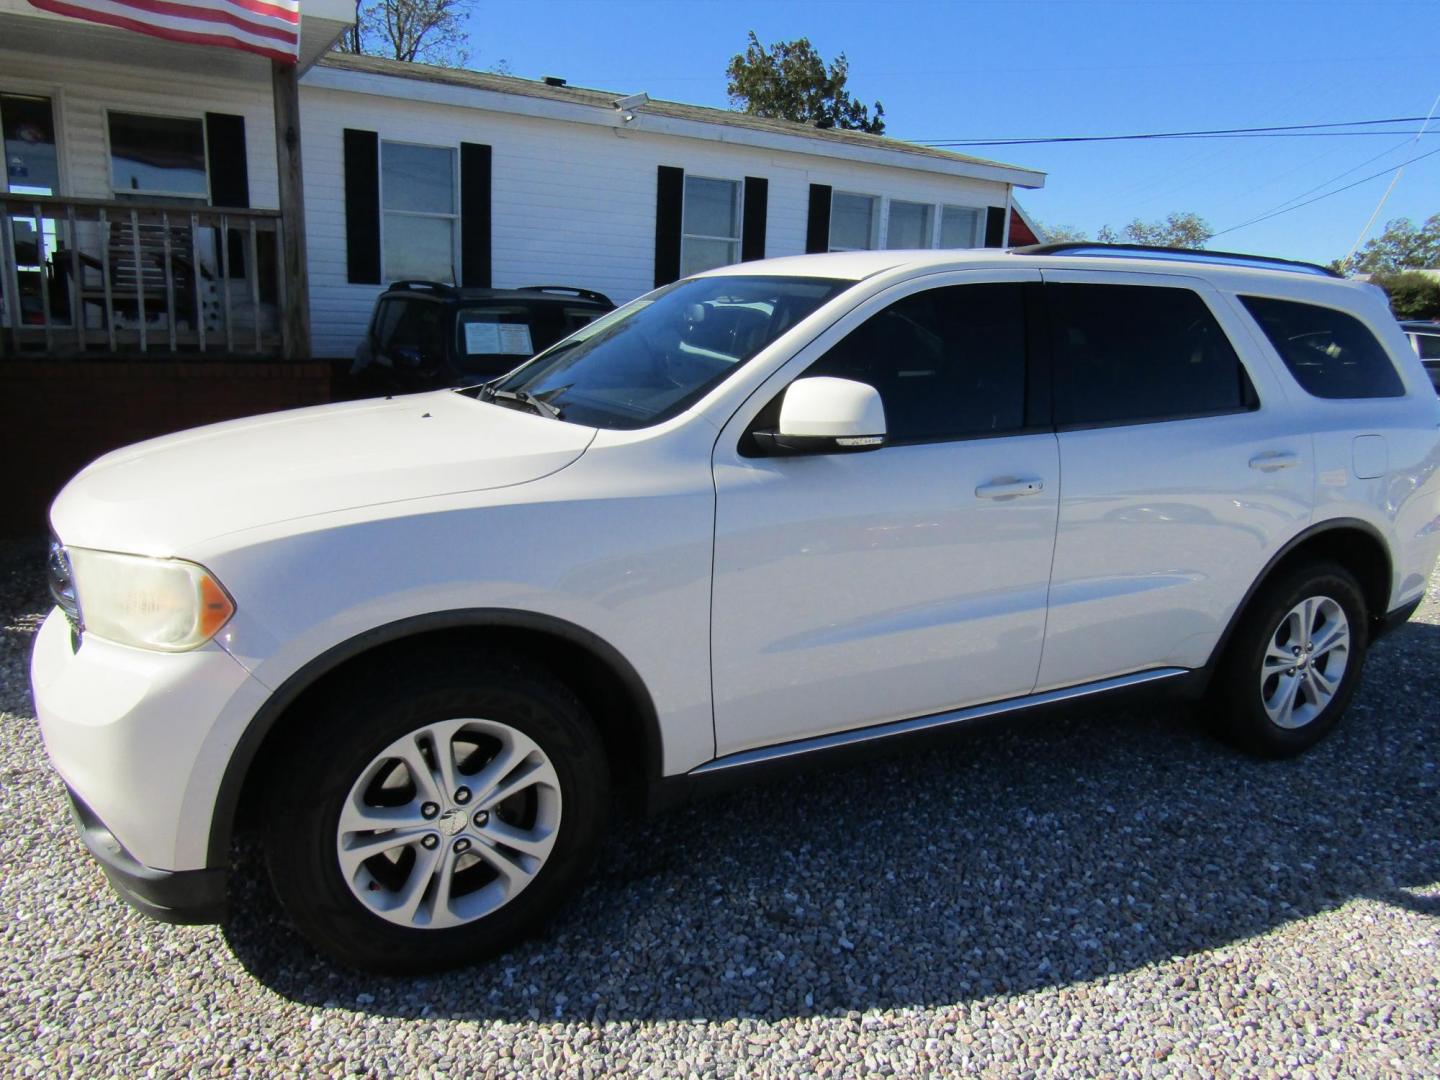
[[0, 361, 334, 536]]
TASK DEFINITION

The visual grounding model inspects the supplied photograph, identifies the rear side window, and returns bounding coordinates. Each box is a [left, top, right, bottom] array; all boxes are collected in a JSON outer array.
[[1416, 334, 1440, 361], [1049, 283, 1255, 427], [1240, 296, 1403, 399], [803, 282, 1029, 443]]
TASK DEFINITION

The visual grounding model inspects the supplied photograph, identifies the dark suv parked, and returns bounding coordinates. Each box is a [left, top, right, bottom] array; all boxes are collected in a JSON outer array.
[[1399, 320, 1440, 392], [347, 281, 614, 396]]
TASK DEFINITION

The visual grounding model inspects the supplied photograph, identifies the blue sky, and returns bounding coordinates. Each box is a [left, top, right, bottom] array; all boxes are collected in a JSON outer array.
[[463, 0, 1438, 266]]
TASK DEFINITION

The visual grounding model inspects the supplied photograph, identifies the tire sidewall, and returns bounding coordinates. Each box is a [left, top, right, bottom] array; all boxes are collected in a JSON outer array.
[[1219, 561, 1368, 756], [263, 659, 608, 973]]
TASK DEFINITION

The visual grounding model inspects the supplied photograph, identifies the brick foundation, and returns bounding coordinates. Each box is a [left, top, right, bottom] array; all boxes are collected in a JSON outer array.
[[1, 360, 335, 536]]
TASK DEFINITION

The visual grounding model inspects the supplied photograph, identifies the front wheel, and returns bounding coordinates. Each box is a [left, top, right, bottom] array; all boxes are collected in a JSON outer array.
[[261, 653, 609, 973], [1209, 560, 1368, 757]]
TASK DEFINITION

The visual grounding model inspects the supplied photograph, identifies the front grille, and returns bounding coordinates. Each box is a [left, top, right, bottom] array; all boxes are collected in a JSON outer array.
[[47, 538, 82, 634]]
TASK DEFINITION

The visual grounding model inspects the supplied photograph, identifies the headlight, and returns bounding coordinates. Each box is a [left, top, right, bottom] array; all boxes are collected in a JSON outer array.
[[65, 548, 235, 652]]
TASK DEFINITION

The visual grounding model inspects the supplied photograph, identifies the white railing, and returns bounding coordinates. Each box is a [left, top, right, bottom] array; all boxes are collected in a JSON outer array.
[[0, 194, 289, 358]]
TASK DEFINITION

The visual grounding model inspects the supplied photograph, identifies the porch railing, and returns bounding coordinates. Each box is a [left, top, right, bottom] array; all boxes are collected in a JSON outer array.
[[0, 194, 290, 359]]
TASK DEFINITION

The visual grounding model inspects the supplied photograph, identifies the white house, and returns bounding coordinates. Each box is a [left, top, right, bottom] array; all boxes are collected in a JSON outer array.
[[300, 53, 1046, 358], [0, 7, 1045, 362]]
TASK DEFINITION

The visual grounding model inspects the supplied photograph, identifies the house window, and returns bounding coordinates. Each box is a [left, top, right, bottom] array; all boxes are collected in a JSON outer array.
[[939, 205, 982, 249], [886, 200, 933, 249], [108, 112, 207, 199], [381, 141, 457, 283], [829, 192, 878, 251], [680, 176, 741, 277], [3, 93, 60, 196], [2, 93, 62, 328]]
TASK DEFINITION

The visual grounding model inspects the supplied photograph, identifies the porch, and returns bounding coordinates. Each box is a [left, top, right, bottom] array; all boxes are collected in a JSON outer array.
[[1, 193, 289, 358]]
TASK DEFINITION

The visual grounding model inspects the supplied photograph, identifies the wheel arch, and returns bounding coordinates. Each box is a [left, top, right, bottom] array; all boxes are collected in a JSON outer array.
[[208, 609, 663, 867], [1205, 517, 1393, 673]]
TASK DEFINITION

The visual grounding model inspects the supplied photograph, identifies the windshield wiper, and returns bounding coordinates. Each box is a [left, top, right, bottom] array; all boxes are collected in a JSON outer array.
[[479, 384, 563, 420]]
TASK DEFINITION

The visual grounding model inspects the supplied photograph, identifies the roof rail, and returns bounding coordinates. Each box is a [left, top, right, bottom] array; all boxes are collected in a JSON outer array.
[[520, 284, 614, 306], [1012, 243, 1343, 279], [386, 280, 459, 294]]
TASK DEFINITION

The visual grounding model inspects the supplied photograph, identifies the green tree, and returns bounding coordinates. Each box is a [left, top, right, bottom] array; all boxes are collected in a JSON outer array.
[[1095, 212, 1212, 249], [1038, 223, 1089, 244], [1369, 270, 1440, 320], [1340, 214, 1440, 276], [726, 32, 885, 134]]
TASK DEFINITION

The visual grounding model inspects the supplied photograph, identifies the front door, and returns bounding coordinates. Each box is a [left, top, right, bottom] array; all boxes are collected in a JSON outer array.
[[710, 270, 1060, 756]]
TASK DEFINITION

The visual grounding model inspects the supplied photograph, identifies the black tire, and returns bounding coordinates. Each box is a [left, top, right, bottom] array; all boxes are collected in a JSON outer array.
[[1208, 559, 1368, 757], [261, 651, 609, 974]]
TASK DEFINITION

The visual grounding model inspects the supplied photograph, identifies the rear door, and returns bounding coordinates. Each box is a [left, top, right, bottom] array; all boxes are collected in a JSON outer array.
[[1035, 270, 1313, 690]]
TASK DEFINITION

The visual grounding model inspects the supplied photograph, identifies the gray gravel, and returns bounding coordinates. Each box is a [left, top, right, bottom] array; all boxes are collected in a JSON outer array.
[[1, 536, 1437, 1078]]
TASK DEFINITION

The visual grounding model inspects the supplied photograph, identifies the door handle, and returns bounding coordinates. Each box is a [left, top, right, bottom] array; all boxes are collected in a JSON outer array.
[[975, 478, 1044, 499], [1249, 451, 1300, 472]]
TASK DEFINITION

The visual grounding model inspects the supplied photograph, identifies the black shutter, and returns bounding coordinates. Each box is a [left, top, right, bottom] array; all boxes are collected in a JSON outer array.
[[205, 113, 249, 208], [654, 165, 684, 287], [805, 184, 832, 253], [343, 128, 381, 285], [984, 206, 1007, 248], [205, 113, 249, 277], [741, 176, 768, 262], [460, 142, 492, 288]]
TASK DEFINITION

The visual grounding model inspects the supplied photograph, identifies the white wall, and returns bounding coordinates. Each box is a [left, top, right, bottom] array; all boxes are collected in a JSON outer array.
[[299, 84, 1012, 359], [0, 49, 277, 208]]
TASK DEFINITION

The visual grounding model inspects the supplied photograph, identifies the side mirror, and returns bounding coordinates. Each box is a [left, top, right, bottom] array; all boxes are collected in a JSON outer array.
[[752, 376, 887, 455]]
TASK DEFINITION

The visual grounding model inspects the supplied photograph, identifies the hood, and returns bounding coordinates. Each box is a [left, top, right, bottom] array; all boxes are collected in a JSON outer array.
[[50, 391, 596, 554]]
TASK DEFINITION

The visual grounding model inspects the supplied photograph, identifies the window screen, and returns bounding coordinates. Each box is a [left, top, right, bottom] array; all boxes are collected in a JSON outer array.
[[1049, 283, 1255, 427], [381, 142, 456, 282], [886, 201, 933, 249], [680, 176, 741, 276], [829, 192, 878, 251], [1240, 296, 1403, 399], [803, 283, 1029, 443]]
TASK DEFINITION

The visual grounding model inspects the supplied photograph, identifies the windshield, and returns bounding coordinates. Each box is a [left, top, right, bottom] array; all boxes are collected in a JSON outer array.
[[487, 276, 850, 429]]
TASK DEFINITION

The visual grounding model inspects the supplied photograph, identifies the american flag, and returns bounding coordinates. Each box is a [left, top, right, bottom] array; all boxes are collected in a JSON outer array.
[[27, 0, 301, 64]]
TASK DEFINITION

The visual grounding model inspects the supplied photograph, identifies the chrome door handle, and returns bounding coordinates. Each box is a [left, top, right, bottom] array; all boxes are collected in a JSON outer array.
[[975, 478, 1044, 499], [1249, 451, 1300, 472]]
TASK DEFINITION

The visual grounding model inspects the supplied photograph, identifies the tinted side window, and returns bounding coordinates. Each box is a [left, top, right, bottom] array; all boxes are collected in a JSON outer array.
[[1417, 334, 1440, 361], [1050, 283, 1254, 427], [1240, 296, 1403, 399], [372, 298, 406, 352], [803, 283, 1028, 443], [390, 299, 445, 360]]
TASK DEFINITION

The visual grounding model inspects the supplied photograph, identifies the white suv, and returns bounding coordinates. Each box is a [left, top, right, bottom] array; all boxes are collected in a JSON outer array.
[[32, 246, 1440, 973]]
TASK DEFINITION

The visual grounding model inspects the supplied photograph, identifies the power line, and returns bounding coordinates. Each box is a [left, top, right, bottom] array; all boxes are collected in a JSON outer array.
[[1341, 92, 1440, 264], [1207, 144, 1440, 239], [915, 115, 1432, 147]]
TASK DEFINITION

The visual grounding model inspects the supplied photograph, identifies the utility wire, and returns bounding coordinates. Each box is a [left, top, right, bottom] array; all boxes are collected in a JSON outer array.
[[916, 115, 1431, 147], [1207, 144, 1440, 239], [1341, 92, 1440, 265]]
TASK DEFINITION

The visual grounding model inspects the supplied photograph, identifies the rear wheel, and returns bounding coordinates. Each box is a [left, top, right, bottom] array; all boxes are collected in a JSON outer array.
[[1209, 560, 1368, 757], [262, 653, 608, 973]]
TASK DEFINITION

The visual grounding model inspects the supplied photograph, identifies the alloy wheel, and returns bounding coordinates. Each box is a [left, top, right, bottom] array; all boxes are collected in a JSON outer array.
[[1259, 595, 1350, 730], [335, 718, 562, 929]]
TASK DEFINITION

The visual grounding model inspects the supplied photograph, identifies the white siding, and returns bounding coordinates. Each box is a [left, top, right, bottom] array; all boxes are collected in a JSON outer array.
[[300, 85, 1010, 359], [0, 50, 277, 207]]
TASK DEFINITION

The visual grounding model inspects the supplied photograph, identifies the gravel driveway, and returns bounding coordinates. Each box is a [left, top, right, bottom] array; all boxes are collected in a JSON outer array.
[[2, 537, 1437, 1077]]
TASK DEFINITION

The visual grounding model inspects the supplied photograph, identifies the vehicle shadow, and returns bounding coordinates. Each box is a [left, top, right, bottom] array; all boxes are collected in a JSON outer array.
[[224, 620, 1440, 1022]]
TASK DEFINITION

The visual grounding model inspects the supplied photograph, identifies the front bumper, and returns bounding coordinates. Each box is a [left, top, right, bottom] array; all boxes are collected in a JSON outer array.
[[31, 607, 269, 889], [67, 788, 226, 923]]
